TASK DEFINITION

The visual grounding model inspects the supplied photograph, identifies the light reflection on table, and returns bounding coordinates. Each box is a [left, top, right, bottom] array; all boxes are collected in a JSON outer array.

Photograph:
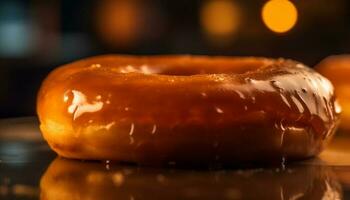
[[40, 158, 342, 200], [0, 117, 350, 200]]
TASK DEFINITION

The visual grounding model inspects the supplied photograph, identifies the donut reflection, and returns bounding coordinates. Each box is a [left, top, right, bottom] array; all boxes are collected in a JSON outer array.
[[40, 158, 342, 200]]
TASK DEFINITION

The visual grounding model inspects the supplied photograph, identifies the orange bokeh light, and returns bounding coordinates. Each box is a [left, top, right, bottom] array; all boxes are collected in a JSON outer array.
[[200, 0, 241, 37], [262, 0, 298, 33], [96, 0, 143, 47]]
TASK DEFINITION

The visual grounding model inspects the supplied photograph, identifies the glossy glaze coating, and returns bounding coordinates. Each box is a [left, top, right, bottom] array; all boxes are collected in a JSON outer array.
[[316, 55, 350, 130], [37, 55, 340, 165]]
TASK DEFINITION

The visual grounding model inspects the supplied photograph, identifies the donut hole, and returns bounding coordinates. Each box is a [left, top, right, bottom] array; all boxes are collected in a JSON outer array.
[[154, 59, 269, 76]]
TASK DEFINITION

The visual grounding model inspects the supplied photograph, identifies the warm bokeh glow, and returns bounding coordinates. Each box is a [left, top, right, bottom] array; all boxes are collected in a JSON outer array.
[[262, 0, 298, 33], [96, 0, 142, 47], [200, 0, 241, 37]]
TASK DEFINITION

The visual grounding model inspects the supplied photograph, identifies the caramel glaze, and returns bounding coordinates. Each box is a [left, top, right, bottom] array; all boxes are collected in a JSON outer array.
[[316, 55, 350, 130], [37, 55, 341, 166]]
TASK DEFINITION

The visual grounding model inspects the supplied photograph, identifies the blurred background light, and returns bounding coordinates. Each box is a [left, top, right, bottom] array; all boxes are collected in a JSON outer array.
[[0, 1, 34, 57], [261, 0, 298, 33], [200, 0, 241, 42], [96, 0, 144, 48], [0, 0, 349, 117]]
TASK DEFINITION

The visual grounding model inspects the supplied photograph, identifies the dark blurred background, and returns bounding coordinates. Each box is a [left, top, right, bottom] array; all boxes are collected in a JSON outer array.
[[0, 0, 349, 118]]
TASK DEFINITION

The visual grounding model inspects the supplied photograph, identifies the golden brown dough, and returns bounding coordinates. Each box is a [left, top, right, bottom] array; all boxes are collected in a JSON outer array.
[[37, 55, 340, 165]]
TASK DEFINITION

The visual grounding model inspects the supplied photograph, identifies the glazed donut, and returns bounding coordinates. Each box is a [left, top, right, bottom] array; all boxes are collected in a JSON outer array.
[[316, 55, 350, 130], [37, 55, 340, 166]]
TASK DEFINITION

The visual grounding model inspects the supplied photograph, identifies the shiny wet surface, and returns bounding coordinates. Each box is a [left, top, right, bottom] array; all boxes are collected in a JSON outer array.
[[1, 117, 350, 199], [37, 56, 340, 164]]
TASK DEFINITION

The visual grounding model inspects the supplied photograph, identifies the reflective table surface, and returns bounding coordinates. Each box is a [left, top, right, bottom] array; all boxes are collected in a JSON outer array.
[[1, 117, 350, 199]]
